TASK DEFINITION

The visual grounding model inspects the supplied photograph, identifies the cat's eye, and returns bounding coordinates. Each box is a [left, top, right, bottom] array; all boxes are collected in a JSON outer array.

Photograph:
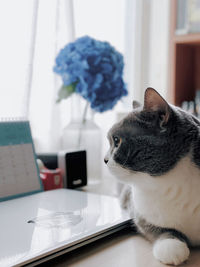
[[113, 136, 120, 148]]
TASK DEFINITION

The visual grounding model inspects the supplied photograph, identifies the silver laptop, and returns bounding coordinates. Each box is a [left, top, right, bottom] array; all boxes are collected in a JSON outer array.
[[0, 189, 131, 267]]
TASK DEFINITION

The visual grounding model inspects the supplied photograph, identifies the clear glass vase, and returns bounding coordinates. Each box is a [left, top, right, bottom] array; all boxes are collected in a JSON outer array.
[[61, 94, 102, 184]]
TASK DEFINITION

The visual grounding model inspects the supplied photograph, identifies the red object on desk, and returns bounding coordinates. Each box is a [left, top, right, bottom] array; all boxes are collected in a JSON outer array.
[[40, 168, 63, 191]]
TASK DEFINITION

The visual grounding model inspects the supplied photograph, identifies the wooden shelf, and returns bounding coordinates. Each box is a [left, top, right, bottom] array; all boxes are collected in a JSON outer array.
[[174, 33, 200, 44], [168, 0, 200, 106]]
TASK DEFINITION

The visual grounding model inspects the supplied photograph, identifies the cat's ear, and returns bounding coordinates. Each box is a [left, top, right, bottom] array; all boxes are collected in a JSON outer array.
[[143, 87, 170, 124], [132, 100, 141, 109]]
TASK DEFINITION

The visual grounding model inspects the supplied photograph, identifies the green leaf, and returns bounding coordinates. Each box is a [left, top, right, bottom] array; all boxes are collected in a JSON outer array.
[[56, 83, 77, 103]]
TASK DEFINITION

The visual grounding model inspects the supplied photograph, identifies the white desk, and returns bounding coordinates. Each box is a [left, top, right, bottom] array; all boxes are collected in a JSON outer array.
[[40, 178, 200, 267]]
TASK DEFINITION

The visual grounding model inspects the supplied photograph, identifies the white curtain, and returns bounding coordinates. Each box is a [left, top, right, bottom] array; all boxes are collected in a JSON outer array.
[[0, 0, 75, 153], [28, 0, 75, 152], [0, 0, 36, 117]]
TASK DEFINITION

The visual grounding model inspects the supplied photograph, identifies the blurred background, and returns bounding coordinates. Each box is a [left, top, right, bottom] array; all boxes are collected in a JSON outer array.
[[0, 0, 199, 184]]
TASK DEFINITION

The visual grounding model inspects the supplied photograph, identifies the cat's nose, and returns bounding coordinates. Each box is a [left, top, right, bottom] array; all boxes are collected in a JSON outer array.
[[104, 158, 108, 164]]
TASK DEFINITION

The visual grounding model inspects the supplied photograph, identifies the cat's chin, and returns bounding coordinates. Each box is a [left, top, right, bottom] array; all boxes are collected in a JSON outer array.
[[107, 158, 137, 185]]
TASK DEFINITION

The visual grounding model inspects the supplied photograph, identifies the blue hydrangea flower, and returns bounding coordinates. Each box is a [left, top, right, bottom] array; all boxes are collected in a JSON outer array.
[[54, 36, 128, 112]]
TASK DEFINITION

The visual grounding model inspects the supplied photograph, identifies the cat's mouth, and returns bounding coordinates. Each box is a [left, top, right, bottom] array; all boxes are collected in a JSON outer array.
[[106, 157, 133, 176]]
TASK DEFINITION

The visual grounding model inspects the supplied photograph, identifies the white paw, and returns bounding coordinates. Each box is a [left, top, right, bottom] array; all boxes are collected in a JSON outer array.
[[153, 238, 190, 266]]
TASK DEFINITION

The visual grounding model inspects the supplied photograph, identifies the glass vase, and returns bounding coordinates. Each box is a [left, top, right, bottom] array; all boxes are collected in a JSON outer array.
[[61, 94, 102, 184]]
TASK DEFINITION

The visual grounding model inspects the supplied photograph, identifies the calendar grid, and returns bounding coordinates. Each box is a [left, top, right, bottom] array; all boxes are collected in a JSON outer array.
[[0, 120, 43, 201]]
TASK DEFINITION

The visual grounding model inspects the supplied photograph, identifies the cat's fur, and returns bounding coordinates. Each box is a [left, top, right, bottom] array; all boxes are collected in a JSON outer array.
[[105, 88, 200, 265]]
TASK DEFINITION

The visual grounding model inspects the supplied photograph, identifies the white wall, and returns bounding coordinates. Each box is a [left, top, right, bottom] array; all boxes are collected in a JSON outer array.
[[148, 0, 170, 100], [122, 0, 170, 106]]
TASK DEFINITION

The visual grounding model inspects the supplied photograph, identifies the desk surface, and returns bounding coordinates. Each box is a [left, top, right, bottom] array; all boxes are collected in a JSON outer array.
[[40, 228, 200, 267], [38, 178, 200, 267]]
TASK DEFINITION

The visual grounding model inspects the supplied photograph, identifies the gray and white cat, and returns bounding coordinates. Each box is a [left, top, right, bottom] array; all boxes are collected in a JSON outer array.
[[104, 88, 200, 265]]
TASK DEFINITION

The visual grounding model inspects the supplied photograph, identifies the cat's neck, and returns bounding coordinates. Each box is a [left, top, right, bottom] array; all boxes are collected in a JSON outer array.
[[132, 155, 198, 193]]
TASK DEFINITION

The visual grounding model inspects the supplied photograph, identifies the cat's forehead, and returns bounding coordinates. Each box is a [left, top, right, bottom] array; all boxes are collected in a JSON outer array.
[[108, 111, 145, 138]]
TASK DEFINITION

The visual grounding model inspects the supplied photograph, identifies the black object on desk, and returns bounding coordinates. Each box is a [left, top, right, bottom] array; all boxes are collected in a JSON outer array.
[[37, 150, 87, 189]]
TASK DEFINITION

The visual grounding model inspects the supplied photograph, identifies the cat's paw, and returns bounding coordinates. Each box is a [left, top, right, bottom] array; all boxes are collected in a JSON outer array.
[[153, 238, 190, 266]]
